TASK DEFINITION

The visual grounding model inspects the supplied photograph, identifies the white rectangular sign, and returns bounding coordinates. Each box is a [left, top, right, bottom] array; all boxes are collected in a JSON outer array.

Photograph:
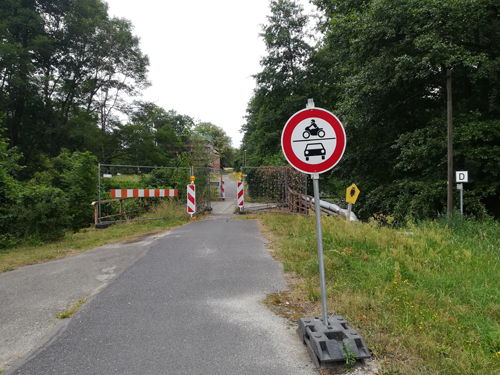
[[456, 171, 468, 183]]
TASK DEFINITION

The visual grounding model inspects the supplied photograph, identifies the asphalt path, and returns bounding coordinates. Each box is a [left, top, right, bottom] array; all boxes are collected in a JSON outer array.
[[5, 210, 316, 374]]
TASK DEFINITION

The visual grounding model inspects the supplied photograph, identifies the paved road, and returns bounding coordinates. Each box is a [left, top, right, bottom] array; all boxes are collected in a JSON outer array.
[[4, 206, 316, 374]]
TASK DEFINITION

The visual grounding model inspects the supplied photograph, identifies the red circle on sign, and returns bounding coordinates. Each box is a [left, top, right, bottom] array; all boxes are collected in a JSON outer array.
[[281, 108, 346, 174]]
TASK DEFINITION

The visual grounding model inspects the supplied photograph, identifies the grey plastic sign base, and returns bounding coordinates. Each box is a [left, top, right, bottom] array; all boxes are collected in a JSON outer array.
[[297, 315, 371, 368]]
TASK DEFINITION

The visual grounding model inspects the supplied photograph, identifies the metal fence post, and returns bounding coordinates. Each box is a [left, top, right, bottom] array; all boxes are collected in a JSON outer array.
[[98, 163, 101, 224], [283, 167, 288, 207], [207, 169, 211, 211]]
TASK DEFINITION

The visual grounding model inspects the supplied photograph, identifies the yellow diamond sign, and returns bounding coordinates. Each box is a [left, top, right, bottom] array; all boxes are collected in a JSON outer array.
[[346, 184, 360, 204]]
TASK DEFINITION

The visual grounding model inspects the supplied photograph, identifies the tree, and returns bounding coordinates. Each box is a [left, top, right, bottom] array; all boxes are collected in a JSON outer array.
[[109, 102, 182, 166], [194, 122, 234, 168], [0, 0, 150, 169], [314, 0, 500, 219], [241, 0, 313, 163], [87, 17, 150, 163]]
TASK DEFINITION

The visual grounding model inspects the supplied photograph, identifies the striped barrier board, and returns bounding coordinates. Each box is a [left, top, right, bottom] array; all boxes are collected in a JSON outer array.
[[187, 184, 196, 215], [237, 181, 244, 207], [111, 189, 177, 198], [219, 180, 225, 199]]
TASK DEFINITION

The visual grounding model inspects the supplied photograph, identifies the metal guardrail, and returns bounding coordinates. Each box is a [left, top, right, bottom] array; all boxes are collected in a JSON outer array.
[[287, 188, 358, 221]]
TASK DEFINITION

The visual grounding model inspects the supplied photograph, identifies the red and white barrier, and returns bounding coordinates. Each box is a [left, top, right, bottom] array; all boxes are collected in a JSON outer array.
[[187, 184, 195, 216], [237, 181, 244, 207], [111, 189, 177, 198], [219, 180, 225, 199]]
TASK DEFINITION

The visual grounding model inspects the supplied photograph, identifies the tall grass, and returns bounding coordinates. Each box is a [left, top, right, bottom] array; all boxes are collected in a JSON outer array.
[[259, 213, 500, 375]]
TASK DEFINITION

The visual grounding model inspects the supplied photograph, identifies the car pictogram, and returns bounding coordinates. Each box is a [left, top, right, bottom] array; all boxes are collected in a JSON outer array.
[[304, 143, 326, 161]]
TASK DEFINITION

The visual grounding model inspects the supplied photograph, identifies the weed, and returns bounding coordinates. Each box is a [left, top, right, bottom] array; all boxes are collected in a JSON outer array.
[[57, 297, 87, 319], [342, 339, 358, 368], [2, 265, 13, 272], [273, 293, 282, 304], [306, 278, 320, 302]]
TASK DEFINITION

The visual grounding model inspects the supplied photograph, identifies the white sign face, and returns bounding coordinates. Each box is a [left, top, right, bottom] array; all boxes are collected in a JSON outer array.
[[103, 174, 112, 178], [457, 183, 463, 190], [290, 117, 338, 165], [456, 171, 468, 183]]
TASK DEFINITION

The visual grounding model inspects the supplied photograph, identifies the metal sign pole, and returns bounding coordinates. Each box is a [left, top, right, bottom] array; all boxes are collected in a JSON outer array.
[[461, 189, 463, 216], [290, 101, 371, 367], [312, 173, 328, 326]]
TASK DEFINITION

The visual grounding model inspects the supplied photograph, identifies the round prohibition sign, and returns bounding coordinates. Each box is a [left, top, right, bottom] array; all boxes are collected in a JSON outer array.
[[281, 108, 346, 174]]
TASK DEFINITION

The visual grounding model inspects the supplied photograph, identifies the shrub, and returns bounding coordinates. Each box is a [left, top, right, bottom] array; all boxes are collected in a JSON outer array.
[[0, 128, 22, 247], [52, 151, 98, 230], [140, 168, 175, 188], [10, 186, 70, 241]]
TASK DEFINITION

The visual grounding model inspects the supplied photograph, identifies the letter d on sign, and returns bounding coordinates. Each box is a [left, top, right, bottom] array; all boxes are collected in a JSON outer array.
[[456, 171, 468, 183]]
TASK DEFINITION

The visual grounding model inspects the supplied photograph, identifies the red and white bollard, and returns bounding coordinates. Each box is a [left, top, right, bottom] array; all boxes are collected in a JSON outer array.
[[219, 180, 225, 200], [187, 176, 196, 218], [237, 181, 244, 212]]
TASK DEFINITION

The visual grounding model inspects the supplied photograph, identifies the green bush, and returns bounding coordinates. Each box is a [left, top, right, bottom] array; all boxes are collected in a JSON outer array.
[[139, 168, 175, 188], [101, 178, 142, 190], [0, 128, 23, 247], [11, 186, 70, 241], [51, 151, 98, 230]]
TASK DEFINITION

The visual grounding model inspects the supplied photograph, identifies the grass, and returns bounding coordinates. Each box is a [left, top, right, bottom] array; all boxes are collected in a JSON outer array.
[[57, 297, 88, 319], [258, 213, 500, 375], [111, 174, 140, 181], [0, 200, 190, 273]]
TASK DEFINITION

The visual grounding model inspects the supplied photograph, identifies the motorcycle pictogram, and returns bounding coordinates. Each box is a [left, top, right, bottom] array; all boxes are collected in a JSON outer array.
[[302, 119, 325, 139]]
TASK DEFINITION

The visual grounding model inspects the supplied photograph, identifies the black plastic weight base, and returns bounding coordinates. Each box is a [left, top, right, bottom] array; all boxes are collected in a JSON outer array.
[[297, 315, 371, 368]]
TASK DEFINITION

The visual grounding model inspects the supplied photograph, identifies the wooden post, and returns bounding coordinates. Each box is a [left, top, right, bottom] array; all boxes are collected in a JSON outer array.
[[447, 69, 453, 215]]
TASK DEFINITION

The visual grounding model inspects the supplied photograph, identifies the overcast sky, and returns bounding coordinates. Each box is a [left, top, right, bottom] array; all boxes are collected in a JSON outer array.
[[103, 0, 315, 148]]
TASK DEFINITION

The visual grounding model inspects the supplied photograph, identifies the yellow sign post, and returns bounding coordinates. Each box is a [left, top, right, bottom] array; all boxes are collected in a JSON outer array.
[[345, 184, 360, 222]]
